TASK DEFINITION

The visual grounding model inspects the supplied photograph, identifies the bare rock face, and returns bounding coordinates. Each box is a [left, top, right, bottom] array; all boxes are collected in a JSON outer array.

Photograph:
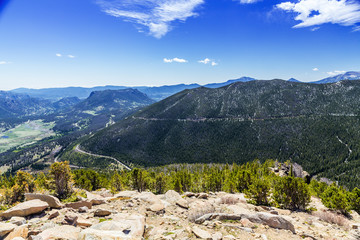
[[0, 200, 49, 219], [37, 225, 81, 240], [0, 222, 17, 238], [192, 226, 212, 239], [65, 200, 92, 210], [25, 193, 62, 209], [79, 214, 145, 240]]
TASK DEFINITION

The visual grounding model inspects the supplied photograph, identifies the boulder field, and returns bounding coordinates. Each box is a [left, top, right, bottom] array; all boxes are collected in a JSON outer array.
[[0, 190, 359, 239]]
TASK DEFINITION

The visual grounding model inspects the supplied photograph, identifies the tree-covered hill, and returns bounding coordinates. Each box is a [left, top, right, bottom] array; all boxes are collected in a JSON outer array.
[[79, 80, 360, 189]]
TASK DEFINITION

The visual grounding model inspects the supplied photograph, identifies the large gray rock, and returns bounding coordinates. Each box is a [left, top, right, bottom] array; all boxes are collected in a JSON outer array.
[[0, 222, 16, 238], [79, 213, 145, 240], [135, 192, 164, 212], [164, 190, 182, 204], [0, 200, 49, 219], [25, 193, 62, 209], [242, 212, 296, 234], [37, 225, 81, 240], [194, 212, 295, 234]]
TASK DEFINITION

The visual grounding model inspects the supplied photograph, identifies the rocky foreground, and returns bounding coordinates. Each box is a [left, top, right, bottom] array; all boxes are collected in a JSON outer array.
[[0, 190, 359, 240]]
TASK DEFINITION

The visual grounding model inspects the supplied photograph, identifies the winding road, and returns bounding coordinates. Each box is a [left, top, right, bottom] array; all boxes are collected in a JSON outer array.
[[75, 144, 131, 170]]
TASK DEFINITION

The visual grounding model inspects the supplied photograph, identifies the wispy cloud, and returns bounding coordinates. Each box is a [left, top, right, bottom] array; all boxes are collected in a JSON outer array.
[[68, 55, 75, 58], [198, 58, 218, 66], [56, 53, 62, 57], [277, 0, 360, 30], [327, 70, 346, 76], [236, 0, 262, 4], [311, 27, 320, 31], [164, 57, 188, 63], [313, 67, 319, 71], [96, 0, 204, 38], [0, 61, 10, 65]]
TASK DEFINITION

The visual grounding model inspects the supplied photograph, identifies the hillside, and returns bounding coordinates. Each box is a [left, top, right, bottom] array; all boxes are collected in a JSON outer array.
[[79, 80, 360, 189], [0, 91, 54, 119], [52, 89, 154, 132]]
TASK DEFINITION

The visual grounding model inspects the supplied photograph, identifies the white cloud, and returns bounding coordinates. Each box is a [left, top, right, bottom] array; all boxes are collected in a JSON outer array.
[[97, 0, 204, 38], [327, 70, 346, 76], [163, 57, 188, 63], [277, 0, 360, 30], [68, 55, 75, 58], [313, 67, 319, 71], [0, 61, 10, 65], [198, 58, 218, 66], [198, 58, 211, 64], [56, 53, 62, 57]]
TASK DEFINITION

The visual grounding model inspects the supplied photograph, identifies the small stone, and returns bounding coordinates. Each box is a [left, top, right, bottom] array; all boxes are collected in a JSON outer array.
[[78, 206, 89, 213], [9, 217, 26, 226], [64, 214, 78, 226], [192, 226, 212, 239], [47, 210, 60, 220], [76, 217, 93, 227], [198, 193, 209, 199], [94, 209, 111, 217]]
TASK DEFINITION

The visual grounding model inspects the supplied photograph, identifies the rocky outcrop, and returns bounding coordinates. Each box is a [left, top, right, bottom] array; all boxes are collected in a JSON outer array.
[[192, 226, 212, 239], [25, 193, 62, 209], [0, 200, 49, 219]]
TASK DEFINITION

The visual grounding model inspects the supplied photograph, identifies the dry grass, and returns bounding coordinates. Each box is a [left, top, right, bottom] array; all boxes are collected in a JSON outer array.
[[220, 195, 241, 205], [188, 204, 216, 222], [313, 211, 350, 228]]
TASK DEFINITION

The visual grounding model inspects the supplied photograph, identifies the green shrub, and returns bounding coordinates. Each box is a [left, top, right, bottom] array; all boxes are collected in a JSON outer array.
[[321, 184, 351, 215], [50, 161, 73, 199], [350, 187, 360, 214], [273, 176, 311, 210], [246, 177, 271, 206]]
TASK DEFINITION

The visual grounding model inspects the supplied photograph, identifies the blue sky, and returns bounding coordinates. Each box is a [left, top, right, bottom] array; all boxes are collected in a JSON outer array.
[[0, 0, 360, 90]]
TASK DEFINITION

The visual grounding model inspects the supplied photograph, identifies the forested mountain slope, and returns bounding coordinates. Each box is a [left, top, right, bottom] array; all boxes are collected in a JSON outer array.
[[80, 80, 360, 189]]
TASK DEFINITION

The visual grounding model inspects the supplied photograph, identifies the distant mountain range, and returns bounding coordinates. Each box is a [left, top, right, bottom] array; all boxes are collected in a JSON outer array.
[[10, 72, 360, 102], [311, 71, 360, 84]]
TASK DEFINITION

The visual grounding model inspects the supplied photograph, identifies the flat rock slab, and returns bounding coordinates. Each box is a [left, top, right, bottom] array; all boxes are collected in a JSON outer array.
[[0, 200, 49, 219], [25, 193, 62, 209], [79, 213, 146, 239], [192, 226, 212, 239], [37, 225, 81, 240], [65, 200, 92, 210], [4, 225, 28, 240]]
